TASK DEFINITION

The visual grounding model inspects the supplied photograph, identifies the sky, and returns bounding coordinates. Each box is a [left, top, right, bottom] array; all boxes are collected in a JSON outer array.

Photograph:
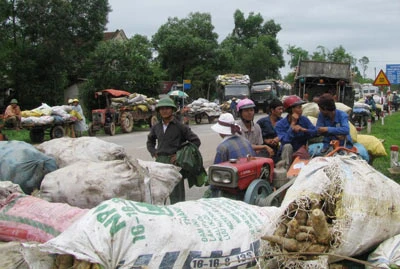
[[106, 0, 400, 80]]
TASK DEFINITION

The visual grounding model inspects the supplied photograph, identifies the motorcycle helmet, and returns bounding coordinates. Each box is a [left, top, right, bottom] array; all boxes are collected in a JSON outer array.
[[283, 95, 306, 110], [236, 98, 256, 112]]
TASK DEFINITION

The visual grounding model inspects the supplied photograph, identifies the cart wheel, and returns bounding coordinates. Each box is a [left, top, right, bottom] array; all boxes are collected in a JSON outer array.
[[208, 116, 214, 124], [120, 112, 134, 133], [30, 127, 45, 143], [105, 122, 116, 136], [88, 123, 96, 136], [195, 114, 202, 124], [244, 179, 274, 206], [50, 125, 65, 139]]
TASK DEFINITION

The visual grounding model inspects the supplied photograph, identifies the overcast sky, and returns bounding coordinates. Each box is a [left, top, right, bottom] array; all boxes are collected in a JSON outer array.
[[106, 0, 400, 80]]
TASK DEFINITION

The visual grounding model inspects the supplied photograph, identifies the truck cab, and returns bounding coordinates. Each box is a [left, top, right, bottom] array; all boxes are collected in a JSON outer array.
[[223, 84, 250, 101], [250, 80, 279, 113]]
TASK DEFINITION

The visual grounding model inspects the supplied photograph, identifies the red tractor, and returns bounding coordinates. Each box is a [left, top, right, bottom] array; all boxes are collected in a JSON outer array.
[[208, 140, 360, 207], [88, 89, 157, 136]]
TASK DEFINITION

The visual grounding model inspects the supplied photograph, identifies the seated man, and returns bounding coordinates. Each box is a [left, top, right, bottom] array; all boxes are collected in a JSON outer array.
[[316, 93, 353, 152], [4, 99, 22, 130], [275, 95, 317, 168]]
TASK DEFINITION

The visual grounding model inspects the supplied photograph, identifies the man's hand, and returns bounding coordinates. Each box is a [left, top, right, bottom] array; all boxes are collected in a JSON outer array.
[[318, 127, 328, 134], [170, 154, 177, 165]]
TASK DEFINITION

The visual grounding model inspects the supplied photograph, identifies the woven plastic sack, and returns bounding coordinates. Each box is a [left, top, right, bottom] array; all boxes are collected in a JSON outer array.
[[367, 233, 400, 268], [0, 141, 57, 194], [24, 198, 281, 268], [0, 193, 88, 243], [261, 156, 400, 266], [35, 137, 126, 168]]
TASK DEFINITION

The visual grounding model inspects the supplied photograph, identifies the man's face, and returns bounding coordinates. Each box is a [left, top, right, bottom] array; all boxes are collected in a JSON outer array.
[[240, 107, 255, 121], [292, 105, 303, 115], [318, 106, 330, 117], [158, 106, 174, 119], [271, 106, 284, 117]]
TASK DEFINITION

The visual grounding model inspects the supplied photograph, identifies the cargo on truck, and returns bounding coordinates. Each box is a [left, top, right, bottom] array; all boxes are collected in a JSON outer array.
[[216, 74, 250, 102], [293, 60, 355, 108]]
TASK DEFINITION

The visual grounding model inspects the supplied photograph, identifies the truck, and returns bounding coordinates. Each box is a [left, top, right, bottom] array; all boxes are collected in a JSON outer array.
[[293, 60, 355, 108], [88, 89, 157, 136], [216, 74, 250, 102], [250, 80, 279, 113]]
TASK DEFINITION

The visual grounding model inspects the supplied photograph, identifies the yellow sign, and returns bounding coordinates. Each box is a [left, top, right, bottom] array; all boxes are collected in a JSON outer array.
[[183, 80, 191, 84], [373, 69, 391, 86]]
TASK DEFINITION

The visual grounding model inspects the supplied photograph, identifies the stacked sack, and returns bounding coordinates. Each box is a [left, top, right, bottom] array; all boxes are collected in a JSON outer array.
[[216, 74, 250, 85], [110, 92, 157, 112], [186, 98, 222, 115]]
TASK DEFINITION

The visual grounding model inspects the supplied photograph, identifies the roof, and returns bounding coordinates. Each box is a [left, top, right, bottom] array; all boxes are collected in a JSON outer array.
[[103, 29, 128, 41], [95, 89, 131, 98], [296, 60, 351, 80]]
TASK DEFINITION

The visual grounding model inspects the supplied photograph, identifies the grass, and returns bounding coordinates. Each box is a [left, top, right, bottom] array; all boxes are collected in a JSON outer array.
[[358, 111, 400, 183]]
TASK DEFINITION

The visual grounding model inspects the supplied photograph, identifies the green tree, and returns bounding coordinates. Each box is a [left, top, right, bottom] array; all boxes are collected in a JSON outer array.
[[286, 45, 309, 68], [81, 35, 165, 113], [2, 0, 109, 109], [152, 12, 219, 82], [221, 10, 284, 82]]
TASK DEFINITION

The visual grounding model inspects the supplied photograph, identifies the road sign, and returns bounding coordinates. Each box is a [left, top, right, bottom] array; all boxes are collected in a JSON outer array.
[[373, 69, 391, 86], [386, 64, 400, 85], [183, 79, 191, 90]]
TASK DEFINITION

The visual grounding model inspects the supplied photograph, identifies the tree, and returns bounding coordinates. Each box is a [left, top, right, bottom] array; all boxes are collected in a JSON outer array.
[[2, 0, 109, 108], [152, 12, 219, 82], [81, 35, 165, 113], [221, 10, 284, 82], [286, 45, 309, 68], [358, 56, 369, 79]]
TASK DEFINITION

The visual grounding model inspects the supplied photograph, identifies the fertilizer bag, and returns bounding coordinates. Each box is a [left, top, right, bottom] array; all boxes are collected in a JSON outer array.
[[35, 137, 126, 168], [24, 198, 282, 268], [261, 156, 400, 266], [0, 141, 57, 194]]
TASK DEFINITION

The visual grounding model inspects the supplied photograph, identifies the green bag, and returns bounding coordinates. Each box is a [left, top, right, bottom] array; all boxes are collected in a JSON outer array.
[[176, 142, 208, 187]]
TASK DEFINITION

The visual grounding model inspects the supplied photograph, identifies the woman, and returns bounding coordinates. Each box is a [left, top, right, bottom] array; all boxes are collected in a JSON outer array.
[[71, 98, 88, 136]]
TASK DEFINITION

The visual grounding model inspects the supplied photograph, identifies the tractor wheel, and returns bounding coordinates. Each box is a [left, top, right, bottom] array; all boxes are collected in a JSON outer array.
[[243, 179, 274, 206], [105, 122, 116, 136], [50, 125, 65, 139], [30, 127, 45, 143], [120, 112, 134, 133], [88, 123, 96, 136], [195, 114, 202, 124]]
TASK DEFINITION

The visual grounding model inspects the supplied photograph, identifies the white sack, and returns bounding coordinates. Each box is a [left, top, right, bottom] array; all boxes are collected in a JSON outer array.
[[24, 198, 282, 269], [137, 159, 182, 205], [35, 137, 126, 168], [367, 233, 400, 268], [39, 158, 182, 208], [39, 158, 146, 208], [263, 156, 400, 264]]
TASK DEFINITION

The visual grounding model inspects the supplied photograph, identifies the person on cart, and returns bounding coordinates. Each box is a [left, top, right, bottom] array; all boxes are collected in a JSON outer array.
[[275, 95, 317, 169], [235, 98, 274, 158], [4, 99, 22, 130]]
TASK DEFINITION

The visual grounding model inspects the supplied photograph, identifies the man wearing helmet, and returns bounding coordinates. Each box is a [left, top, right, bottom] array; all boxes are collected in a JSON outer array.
[[275, 95, 317, 168], [236, 98, 274, 158], [147, 97, 201, 204]]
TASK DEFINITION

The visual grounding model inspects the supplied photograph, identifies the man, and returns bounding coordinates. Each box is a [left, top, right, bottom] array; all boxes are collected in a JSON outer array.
[[275, 95, 317, 168], [4, 99, 22, 130], [147, 97, 201, 204], [316, 93, 353, 152], [211, 112, 255, 164], [235, 98, 274, 158], [257, 99, 284, 162], [204, 112, 256, 198]]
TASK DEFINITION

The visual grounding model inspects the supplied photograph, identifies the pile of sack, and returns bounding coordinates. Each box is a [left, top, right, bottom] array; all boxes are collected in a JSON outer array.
[[185, 98, 222, 116], [216, 74, 250, 85], [20, 103, 79, 126], [110, 92, 157, 112]]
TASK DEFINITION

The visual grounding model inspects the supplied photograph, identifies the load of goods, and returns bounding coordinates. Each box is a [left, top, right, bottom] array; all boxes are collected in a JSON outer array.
[[184, 98, 222, 124], [108, 92, 157, 113]]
